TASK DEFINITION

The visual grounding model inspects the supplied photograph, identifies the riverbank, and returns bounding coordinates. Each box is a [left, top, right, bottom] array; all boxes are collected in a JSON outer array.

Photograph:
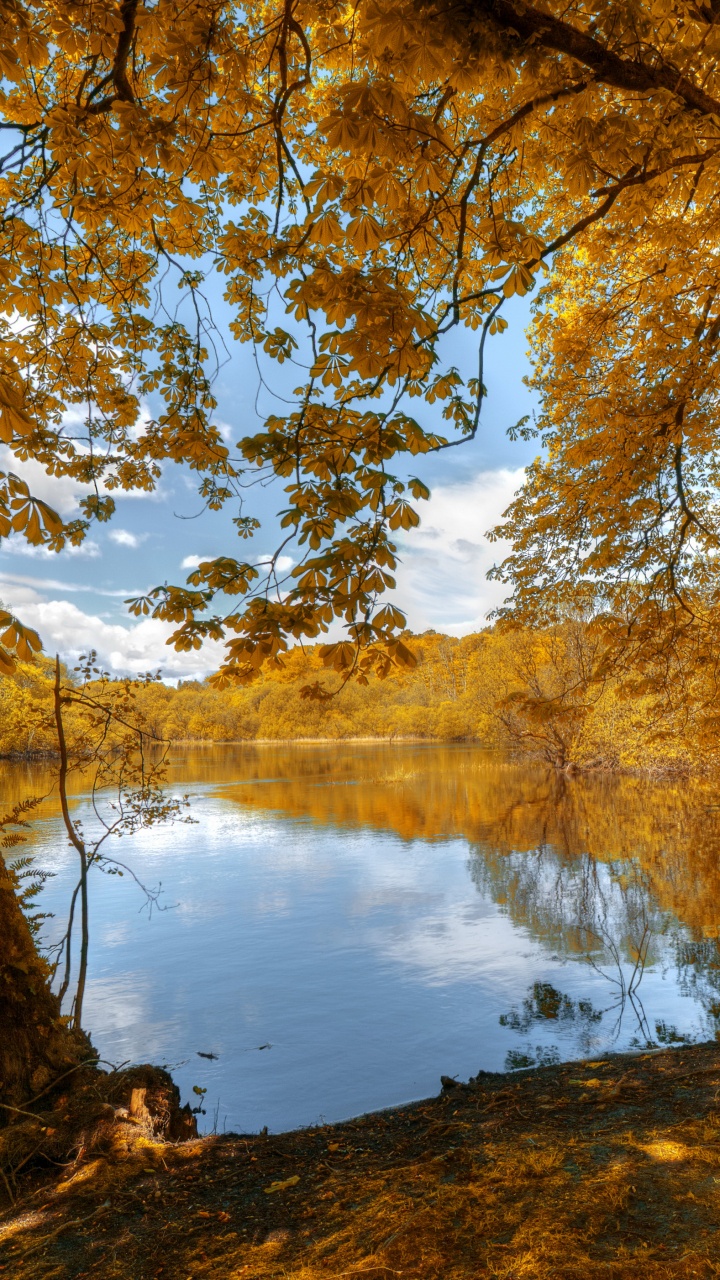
[[3, 1040, 720, 1278], [0, 736, 434, 760], [0, 737, 702, 779]]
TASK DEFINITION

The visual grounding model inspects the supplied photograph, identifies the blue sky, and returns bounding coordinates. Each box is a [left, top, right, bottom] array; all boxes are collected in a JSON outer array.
[[0, 286, 539, 678]]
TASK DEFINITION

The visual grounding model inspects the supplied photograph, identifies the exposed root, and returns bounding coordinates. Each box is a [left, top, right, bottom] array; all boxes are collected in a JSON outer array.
[[0, 1062, 196, 1207]]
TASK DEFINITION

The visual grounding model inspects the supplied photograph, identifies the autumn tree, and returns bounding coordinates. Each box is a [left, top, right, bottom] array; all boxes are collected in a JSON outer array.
[[0, 0, 720, 696], [480, 621, 607, 769]]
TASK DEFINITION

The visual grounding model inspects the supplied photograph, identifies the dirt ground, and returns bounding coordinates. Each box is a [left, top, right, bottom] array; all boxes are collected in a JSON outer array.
[[4, 1041, 720, 1279]]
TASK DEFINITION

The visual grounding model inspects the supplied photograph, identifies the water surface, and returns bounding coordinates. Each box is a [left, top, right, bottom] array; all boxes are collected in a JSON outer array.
[[3, 743, 720, 1133]]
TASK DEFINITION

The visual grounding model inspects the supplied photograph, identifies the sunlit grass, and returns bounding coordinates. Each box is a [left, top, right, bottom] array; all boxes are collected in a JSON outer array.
[[6, 1048, 720, 1278]]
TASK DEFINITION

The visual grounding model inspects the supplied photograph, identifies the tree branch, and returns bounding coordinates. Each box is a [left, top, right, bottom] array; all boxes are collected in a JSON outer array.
[[443, 0, 720, 117], [112, 0, 139, 103]]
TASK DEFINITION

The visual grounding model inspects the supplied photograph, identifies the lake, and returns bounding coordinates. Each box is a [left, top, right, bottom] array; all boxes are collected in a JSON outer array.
[[3, 743, 720, 1134]]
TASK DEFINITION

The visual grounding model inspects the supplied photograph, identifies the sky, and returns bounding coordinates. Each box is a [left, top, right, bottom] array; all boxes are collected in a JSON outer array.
[[0, 288, 540, 680]]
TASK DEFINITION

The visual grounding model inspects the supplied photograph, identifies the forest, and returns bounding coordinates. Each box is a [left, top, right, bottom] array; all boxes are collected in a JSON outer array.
[[0, 620, 717, 773]]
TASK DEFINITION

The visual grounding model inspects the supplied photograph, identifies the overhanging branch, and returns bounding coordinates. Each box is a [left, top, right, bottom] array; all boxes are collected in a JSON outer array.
[[437, 0, 720, 118]]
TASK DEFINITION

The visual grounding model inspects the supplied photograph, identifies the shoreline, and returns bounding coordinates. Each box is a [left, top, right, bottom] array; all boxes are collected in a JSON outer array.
[[4, 1040, 720, 1277], [0, 736, 474, 760], [0, 737, 701, 777]]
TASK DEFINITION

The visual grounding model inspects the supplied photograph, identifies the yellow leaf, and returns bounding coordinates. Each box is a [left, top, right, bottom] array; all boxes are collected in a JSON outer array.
[[373, 604, 406, 630], [414, 160, 443, 195], [192, 147, 221, 181], [35, 499, 63, 535], [308, 211, 343, 247], [347, 213, 383, 253], [264, 1175, 300, 1194], [502, 265, 535, 298]]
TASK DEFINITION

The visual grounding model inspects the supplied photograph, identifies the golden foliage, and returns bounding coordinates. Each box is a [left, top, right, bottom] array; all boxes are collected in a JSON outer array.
[[1, 623, 716, 775], [1, 0, 720, 691]]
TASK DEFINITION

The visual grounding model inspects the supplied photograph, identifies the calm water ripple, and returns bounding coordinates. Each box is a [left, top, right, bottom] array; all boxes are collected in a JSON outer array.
[[3, 743, 720, 1133]]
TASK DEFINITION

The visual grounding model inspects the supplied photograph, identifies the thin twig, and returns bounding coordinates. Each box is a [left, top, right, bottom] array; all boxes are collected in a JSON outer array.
[[0, 1163, 15, 1204], [0, 1103, 46, 1122], [24, 1057, 101, 1107], [9, 1205, 108, 1260]]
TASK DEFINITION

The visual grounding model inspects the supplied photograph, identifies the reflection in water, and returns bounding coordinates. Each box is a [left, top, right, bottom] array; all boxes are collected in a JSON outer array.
[[500, 981, 603, 1029], [210, 744, 720, 1040], [470, 847, 659, 1047], [3, 743, 720, 1131], [499, 982, 603, 1072]]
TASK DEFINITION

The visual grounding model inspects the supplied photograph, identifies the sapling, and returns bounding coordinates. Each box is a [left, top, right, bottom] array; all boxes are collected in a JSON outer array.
[[46, 651, 190, 1028]]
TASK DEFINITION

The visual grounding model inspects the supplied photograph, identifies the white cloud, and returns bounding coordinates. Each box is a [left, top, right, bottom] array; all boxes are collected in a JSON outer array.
[[392, 467, 525, 634], [0, 581, 42, 606], [0, 427, 167, 520], [66, 540, 102, 558], [215, 418, 234, 444], [0, 447, 87, 517], [108, 529, 144, 549], [254, 553, 294, 575], [1, 537, 101, 560], [0, 570, 88, 595], [180, 553, 295, 578], [0, 597, 226, 678], [0, 569, 141, 599]]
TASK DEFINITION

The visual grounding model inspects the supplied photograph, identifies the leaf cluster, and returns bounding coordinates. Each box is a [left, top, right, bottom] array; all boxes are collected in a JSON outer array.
[[2, 0, 720, 686]]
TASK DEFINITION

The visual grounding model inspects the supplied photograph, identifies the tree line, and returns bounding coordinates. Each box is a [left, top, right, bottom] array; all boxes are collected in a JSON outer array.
[[2, 623, 716, 774]]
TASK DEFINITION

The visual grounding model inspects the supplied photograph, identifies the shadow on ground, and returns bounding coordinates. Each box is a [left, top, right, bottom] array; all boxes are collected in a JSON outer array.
[[4, 1042, 720, 1279]]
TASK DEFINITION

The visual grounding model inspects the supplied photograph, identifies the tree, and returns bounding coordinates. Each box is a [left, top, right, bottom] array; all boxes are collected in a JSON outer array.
[[1, 0, 720, 687], [0, 650, 188, 1121], [47, 653, 189, 1028], [479, 622, 603, 769], [0, 807, 90, 1112]]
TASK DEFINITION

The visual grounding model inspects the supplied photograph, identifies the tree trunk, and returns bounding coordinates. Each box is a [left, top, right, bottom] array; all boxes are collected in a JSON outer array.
[[0, 864, 90, 1113]]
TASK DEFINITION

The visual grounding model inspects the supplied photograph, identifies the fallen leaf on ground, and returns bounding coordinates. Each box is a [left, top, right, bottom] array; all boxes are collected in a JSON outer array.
[[264, 1175, 300, 1194]]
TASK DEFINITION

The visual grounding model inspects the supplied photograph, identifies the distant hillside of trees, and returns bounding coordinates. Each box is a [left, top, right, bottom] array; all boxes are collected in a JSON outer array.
[[1, 625, 716, 775]]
